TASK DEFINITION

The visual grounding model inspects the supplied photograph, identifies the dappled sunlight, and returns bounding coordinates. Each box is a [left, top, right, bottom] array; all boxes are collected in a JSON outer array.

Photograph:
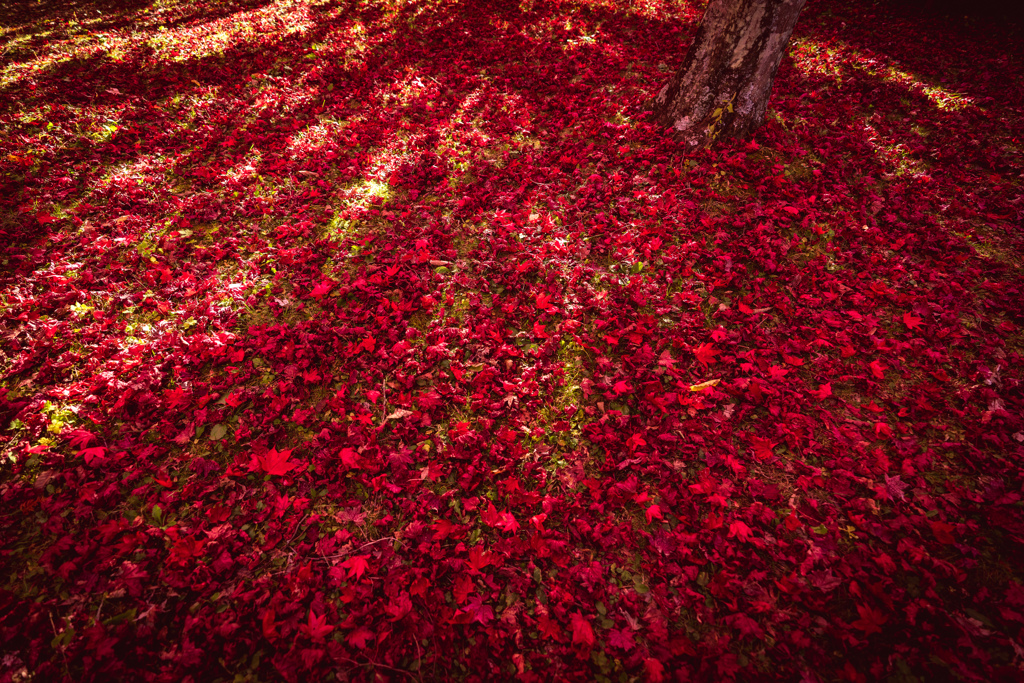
[[146, 0, 317, 62], [90, 153, 175, 199], [339, 177, 394, 208], [285, 121, 339, 156], [789, 36, 982, 113], [881, 63, 978, 112], [1, 37, 92, 89], [219, 148, 264, 188], [1, 0, 319, 88], [859, 118, 932, 179], [571, 0, 701, 21], [249, 79, 320, 124]]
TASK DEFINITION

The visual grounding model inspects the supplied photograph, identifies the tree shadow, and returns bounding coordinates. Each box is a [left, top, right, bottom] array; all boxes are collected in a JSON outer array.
[[0, 0, 275, 35], [785, 1, 1024, 254]]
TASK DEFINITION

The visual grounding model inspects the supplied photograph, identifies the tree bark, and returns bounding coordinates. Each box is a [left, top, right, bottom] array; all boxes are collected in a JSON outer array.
[[653, 0, 807, 150]]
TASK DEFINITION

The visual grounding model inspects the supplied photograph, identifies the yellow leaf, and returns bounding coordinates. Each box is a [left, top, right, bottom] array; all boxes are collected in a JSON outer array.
[[689, 379, 721, 392]]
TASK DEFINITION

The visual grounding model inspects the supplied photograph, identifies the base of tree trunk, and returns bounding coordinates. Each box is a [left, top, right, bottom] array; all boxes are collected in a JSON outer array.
[[652, 0, 806, 150]]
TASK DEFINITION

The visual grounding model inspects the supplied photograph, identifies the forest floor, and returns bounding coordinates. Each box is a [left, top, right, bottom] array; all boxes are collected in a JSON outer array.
[[1, 0, 1023, 680]]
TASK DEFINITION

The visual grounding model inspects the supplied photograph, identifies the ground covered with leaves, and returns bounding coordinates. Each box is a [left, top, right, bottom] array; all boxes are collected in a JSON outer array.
[[1, 0, 1023, 680]]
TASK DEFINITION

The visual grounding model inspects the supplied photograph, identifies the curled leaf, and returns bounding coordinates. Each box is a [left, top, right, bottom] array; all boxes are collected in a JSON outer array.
[[688, 378, 721, 392]]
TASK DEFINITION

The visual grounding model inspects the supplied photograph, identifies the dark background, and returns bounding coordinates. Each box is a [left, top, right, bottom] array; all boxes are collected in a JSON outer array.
[[886, 0, 1024, 21]]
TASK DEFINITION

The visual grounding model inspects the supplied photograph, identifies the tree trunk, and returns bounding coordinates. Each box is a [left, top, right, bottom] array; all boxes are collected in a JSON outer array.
[[653, 0, 807, 150]]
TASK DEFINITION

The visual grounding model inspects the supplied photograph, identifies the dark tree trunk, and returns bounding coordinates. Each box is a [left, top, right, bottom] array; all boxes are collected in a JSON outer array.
[[653, 0, 807, 150]]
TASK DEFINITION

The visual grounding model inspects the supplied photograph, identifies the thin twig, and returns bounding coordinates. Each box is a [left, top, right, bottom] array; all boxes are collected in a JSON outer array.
[[337, 657, 419, 682], [317, 536, 392, 562], [48, 612, 72, 680]]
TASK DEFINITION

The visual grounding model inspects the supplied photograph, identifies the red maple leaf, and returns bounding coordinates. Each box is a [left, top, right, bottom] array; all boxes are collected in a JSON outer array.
[[164, 387, 189, 408], [728, 519, 753, 541], [466, 545, 493, 575], [385, 592, 412, 621], [496, 511, 520, 534], [481, 501, 501, 526], [346, 627, 373, 649], [80, 446, 107, 467], [693, 343, 719, 365], [727, 612, 764, 638], [448, 609, 475, 625], [930, 520, 956, 544], [343, 554, 370, 580], [410, 575, 431, 597], [750, 436, 776, 461], [453, 574, 474, 604], [537, 614, 562, 641], [883, 474, 908, 501], [784, 511, 803, 531], [299, 609, 334, 642], [645, 504, 663, 524], [66, 429, 97, 448], [644, 658, 666, 683], [433, 519, 456, 540], [536, 292, 553, 311], [259, 448, 300, 476], [170, 535, 206, 563], [608, 627, 635, 651], [570, 612, 594, 648], [851, 604, 888, 635], [464, 595, 494, 625], [626, 432, 647, 451], [902, 312, 922, 330], [262, 609, 279, 641], [869, 360, 886, 380], [309, 279, 334, 299], [812, 383, 832, 400], [339, 448, 360, 469]]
